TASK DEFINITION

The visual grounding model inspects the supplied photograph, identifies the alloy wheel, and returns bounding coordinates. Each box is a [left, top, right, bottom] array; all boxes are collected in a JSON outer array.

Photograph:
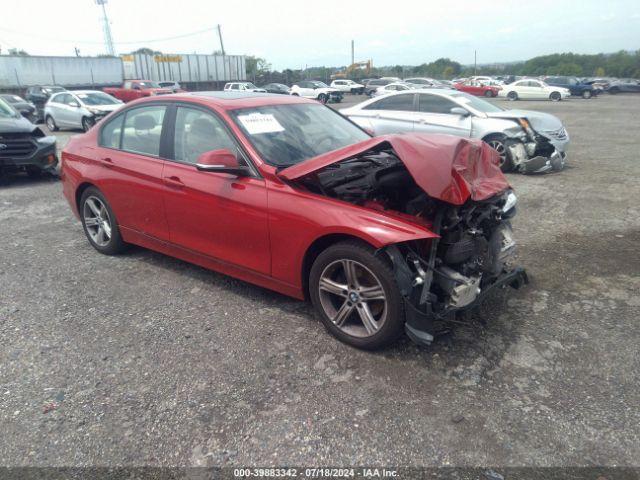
[[83, 196, 112, 247], [318, 259, 387, 338], [488, 139, 507, 166], [46, 117, 56, 130]]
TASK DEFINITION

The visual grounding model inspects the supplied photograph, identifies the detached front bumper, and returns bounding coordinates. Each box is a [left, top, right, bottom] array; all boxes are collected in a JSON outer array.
[[404, 267, 529, 346]]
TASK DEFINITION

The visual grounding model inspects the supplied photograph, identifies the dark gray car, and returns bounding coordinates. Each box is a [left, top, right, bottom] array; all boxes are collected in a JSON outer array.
[[0, 97, 57, 178]]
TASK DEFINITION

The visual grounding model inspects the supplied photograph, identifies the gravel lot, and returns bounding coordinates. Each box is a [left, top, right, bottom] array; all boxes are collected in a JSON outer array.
[[1, 93, 639, 468]]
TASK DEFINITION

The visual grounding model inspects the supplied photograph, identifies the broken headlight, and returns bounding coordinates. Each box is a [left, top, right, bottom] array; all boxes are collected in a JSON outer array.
[[503, 190, 517, 215]]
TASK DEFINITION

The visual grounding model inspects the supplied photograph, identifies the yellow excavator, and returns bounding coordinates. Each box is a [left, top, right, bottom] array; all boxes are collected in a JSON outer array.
[[331, 60, 373, 80]]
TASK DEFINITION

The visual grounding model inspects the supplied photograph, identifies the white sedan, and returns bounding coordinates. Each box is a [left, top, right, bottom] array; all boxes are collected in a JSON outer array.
[[499, 79, 571, 101], [371, 82, 416, 97]]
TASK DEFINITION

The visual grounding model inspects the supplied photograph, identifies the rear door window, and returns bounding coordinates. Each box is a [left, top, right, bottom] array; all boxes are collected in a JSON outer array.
[[121, 106, 167, 156]]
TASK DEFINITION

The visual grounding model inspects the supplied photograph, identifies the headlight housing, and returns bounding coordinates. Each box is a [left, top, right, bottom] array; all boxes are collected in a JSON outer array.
[[503, 190, 517, 214]]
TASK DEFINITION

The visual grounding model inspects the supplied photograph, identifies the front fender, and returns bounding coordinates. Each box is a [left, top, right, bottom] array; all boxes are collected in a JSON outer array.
[[267, 184, 438, 290]]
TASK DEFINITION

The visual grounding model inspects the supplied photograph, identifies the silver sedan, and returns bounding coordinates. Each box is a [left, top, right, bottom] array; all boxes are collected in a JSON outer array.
[[340, 89, 570, 173], [44, 90, 123, 132]]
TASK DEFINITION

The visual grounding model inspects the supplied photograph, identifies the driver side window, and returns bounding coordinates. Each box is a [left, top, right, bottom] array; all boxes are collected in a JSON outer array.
[[417, 94, 457, 114], [173, 107, 239, 165]]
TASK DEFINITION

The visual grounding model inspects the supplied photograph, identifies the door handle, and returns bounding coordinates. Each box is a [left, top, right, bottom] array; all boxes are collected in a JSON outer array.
[[100, 157, 114, 168], [163, 175, 184, 188]]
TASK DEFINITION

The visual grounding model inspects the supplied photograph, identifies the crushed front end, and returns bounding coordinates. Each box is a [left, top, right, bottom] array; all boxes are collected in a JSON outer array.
[[281, 134, 529, 347], [500, 117, 570, 174], [383, 191, 528, 346]]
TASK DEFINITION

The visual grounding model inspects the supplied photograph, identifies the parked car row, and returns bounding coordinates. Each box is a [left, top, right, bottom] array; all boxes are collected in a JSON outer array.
[[341, 88, 569, 174]]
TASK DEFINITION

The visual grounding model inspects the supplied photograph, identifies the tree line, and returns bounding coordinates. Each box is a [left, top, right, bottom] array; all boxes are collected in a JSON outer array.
[[247, 50, 640, 84]]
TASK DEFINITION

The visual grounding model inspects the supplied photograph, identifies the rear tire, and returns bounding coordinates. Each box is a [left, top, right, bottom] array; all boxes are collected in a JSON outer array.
[[608, 87, 619, 95], [45, 115, 58, 132], [79, 187, 127, 255], [507, 91, 518, 101], [582, 90, 592, 99], [484, 134, 514, 173], [309, 240, 405, 350]]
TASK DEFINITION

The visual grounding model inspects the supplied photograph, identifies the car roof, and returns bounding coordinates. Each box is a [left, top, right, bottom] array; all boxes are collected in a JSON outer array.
[[133, 91, 317, 110], [68, 90, 108, 95]]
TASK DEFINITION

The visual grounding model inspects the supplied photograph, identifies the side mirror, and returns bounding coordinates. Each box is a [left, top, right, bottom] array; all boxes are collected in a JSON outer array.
[[196, 149, 250, 176], [70, 101, 80, 108], [450, 107, 470, 117]]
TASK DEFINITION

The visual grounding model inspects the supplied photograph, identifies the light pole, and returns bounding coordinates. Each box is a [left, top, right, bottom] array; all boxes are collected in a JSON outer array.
[[95, 0, 115, 56]]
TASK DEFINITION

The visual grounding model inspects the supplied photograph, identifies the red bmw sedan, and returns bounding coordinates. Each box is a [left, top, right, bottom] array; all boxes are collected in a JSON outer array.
[[61, 92, 527, 349]]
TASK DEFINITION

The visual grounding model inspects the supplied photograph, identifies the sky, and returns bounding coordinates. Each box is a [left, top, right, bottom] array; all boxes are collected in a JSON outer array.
[[0, 0, 638, 70]]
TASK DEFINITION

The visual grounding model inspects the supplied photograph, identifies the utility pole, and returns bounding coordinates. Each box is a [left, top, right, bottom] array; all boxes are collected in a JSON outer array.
[[351, 40, 354, 65], [74, 47, 80, 57], [217, 24, 225, 56], [95, 0, 115, 56]]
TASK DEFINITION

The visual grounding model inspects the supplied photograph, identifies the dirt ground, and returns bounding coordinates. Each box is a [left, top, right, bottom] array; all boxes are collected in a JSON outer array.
[[0, 93, 638, 468]]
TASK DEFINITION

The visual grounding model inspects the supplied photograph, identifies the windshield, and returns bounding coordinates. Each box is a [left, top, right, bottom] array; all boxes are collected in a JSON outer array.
[[450, 92, 504, 113], [0, 97, 19, 118], [229, 103, 370, 167], [76, 92, 121, 106], [245, 83, 258, 89], [311, 81, 329, 88], [138, 81, 161, 88]]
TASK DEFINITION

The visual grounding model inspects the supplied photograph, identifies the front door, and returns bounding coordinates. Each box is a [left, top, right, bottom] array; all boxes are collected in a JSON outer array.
[[414, 93, 472, 136], [358, 92, 417, 135], [161, 105, 271, 275]]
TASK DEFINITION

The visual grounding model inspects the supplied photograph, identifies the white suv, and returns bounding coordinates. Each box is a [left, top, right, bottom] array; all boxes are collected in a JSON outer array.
[[330, 79, 365, 94], [223, 82, 267, 93]]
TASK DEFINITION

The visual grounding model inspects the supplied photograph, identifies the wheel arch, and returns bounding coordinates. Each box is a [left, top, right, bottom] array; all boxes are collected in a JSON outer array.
[[300, 233, 375, 300], [75, 181, 98, 212]]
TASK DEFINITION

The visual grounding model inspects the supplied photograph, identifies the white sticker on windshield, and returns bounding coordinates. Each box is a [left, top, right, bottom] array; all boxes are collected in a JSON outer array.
[[238, 113, 284, 134], [77, 94, 88, 98], [12, 95, 21, 101]]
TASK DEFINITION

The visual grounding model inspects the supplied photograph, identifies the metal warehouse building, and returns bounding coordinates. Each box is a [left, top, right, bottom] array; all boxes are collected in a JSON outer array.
[[0, 53, 246, 90]]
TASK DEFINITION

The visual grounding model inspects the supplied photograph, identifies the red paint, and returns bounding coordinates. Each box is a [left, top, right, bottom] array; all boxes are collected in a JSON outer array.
[[104, 80, 172, 102], [280, 133, 509, 205], [61, 94, 509, 300], [454, 81, 501, 97]]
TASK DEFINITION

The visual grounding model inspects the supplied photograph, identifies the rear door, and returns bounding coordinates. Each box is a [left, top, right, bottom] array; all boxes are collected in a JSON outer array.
[[161, 104, 270, 274], [47, 93, 68, 126], [414, 93, 472, 136], [94, 104, 170, 241], [356, 93, 417, 134]]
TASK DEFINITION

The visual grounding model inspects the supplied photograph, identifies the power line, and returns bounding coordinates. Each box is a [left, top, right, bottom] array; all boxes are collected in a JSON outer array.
[[0, 26, 214, 46]]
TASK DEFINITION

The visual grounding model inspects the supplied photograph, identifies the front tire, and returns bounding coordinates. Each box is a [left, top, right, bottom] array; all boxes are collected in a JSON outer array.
[[484, 134, 514, 173], [80, 187, 127, 255], [507, 91, 518, 101], [582, 90, 592, 99], [309, 241, 405, 350], [317, 93, 328, 104], [484, 89, 493, 97], [45, 115, 58, 132], [550, 91, 561, 102]]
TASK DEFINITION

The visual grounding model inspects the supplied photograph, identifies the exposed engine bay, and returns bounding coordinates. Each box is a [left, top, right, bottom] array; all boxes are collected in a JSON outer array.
[[297, 149, 528, 345]]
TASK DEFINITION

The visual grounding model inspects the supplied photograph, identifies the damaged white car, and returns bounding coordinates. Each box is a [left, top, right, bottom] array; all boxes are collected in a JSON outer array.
[[341, 89, 569, 173]]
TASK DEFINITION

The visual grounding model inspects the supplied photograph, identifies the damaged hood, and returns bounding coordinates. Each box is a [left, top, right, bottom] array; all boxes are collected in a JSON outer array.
[[486, 109, 564, 132], [278, 134, 510, 205]]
